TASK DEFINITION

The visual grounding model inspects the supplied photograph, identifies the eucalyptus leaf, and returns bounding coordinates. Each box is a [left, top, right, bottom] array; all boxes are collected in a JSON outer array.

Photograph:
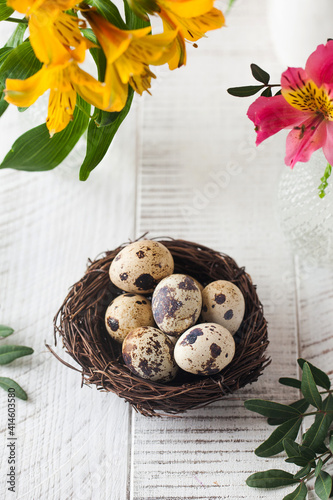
[[227, 85, 264, 97], [315, 470, 332, 500], [245, 399, 301, 420], [279, 378, 302, 389], [293, 464, 311, 480], [255, 417, 302, 458], [0, 325, 14, 338], [1, 97, 90, 171], [316, 459, 324, 477], [301, 362, 323, 409], [283, 482, 308, 500], [283, 439, 310, 467], [0, 377, 27, 400], [268, 400, 309, 426], [298, 358, 331, 390], [0, 345, 33, 365], [303, 395, 333, 452], [0, 0, 13, 21], [250, 63, 270, 84], [246, 469, 299, 489]]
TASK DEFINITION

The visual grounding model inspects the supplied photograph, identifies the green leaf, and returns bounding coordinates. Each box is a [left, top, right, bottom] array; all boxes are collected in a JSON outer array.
[[261, 87, 272, 97], [284, 439, 316, 467], [303, 395, 333, 452], [5, 23, 27, 48], [301, 362, 323, 409], [268, 400, 309, 426], [250, 63, 270, 85], [0, 345, 33, 365], [279, 378, 302, 389], [298, 359, 331, 390], [0, 0, 14, 21], [0, 325, 14, 338], [283, 482, 308, 500], [86, 0, 127, 29], [315, 471, 332, 500], [245, 399, 302, 419], [79, 88, 133, 180], [227, 85, 264, 97], [275, 89, 282, 96], [0, 377, 27, 400], [318, 163, 332, 199], [255, 417, 302, 458], [315, 459, 323, 477], [124, 0, 151, 29], [246, 469, 299, 489], [293, 464, 311, 480], [1, 97, 90, 171], [0, 47, 13, 65], [329, 431, 333, 453]]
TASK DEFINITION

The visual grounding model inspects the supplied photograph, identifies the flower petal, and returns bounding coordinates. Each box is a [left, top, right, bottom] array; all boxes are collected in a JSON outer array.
[[161, 0, 215, 18], [46, 87, 76, 136], [5, 66, 52, 107], [164, 7, 224, 42], [305, 40, 333, 87], [321, 121, 333, 165], [29, 13, 71, 65], [104, 63, 129, 111], [285, 115, 327, 168], [69, 64, 110, 111], [130, 66, 155, 95], [247, 95, 308, 145]]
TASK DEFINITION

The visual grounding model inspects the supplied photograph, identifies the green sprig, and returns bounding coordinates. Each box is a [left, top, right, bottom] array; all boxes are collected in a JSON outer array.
[[227, 63, 281, 98], [318, 163, 332, 199], [246, 359, 333, 499]]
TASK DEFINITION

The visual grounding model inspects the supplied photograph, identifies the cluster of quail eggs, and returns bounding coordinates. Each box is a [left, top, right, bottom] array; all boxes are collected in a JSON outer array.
[[105, 240, 246, 384]]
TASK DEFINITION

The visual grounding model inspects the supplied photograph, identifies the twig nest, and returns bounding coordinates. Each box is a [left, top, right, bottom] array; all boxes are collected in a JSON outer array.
[[52, 238, 270, 416], [202, 280, 245, 335], [151, 274, 202, 336], [109, 240, 174, 293], [174, 323, 235, 375], [105, 293, 155, 343], [122, 327, 178, 383]]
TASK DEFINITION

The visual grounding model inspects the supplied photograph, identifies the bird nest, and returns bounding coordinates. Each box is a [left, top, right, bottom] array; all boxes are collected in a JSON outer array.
[[49, 238, 270, 416]]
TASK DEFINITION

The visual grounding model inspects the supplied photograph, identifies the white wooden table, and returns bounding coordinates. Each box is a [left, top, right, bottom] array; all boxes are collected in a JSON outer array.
[[1, 1, 332, 499]]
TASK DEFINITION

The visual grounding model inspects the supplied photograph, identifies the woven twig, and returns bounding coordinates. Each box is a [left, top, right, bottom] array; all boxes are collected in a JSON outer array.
[[49, 238, 270, 416]]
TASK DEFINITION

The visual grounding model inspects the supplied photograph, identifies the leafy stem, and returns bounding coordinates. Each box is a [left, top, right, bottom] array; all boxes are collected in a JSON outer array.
[[227, 63, 281, 98], [4, 17, 28, 24]]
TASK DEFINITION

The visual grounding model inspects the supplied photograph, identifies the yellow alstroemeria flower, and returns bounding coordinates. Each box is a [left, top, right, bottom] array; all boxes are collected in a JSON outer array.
[[84, 10, 177, 111], [5, 61, 110, 136], [7, 0, 92, 64], [129, 0, 225, 69]]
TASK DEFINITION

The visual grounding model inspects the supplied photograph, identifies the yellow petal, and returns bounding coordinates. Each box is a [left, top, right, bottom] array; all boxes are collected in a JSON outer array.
[[46, 87, 76, 136], [161, 11, 186, 69], [170, 7, 225, 42], [130, 65, 156, 95], [161, 0, 215, 19], [6, 0, 31, 14], [29, 14, 71, 64], [5, 66, 52, 107], [53, 13, 91, 63], [69, 63, 112, 111], [104, 63, 129, 111]]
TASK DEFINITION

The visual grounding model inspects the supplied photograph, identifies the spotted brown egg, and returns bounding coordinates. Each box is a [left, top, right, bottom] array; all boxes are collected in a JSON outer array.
[[122, 327, 178, 382], [105, 293, 155, 343], [109, 240, 174, 294], [174, 323, 235, 375], [201, 280, 245, 335], [152, 274, 202, 337]]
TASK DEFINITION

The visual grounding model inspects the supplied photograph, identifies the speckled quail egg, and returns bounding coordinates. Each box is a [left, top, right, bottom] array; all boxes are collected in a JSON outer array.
[[174, 323, 235, 375], [122, 326, 178, 382], [109, 240, 174, 294], [201, 280, 245, 335], [152, 274, 202, 337], [105, 293, 155, 343]]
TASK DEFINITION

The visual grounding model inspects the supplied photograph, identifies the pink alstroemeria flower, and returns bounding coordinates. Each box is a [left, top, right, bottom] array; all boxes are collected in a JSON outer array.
[[248, 40, 333, 168]]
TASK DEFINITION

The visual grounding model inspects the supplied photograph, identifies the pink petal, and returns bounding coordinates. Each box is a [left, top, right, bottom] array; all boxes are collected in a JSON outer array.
[[247, 95, 308, 145], [321, 120, 333, 165], [285, 115, 327, 168], [281, 67, 309, 92], [305, 40, 333, 87]]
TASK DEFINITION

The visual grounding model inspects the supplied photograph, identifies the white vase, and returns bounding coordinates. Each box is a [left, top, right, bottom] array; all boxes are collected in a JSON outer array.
[[267, 0, 333, 67], [277, 151, 333, 267]]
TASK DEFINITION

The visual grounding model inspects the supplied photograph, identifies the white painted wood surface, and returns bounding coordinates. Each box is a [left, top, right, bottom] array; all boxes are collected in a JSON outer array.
[[1, 1, 332, 499]]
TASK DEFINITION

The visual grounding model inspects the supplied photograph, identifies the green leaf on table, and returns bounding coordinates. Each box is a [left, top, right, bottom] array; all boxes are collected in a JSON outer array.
[[0, 97, 90, 171], [246, 469, 299, 489], [315, 459, 324, 477], [0, 325, 14, 338], [279, 377, 302, 389], [255, 417, 302, 457], [0, 377, 27, 400], [301, 362, 323, 409], [0, 0, 14, 21], [298, 359, 331, 390], [5, 23, 27, 48], [227, 85, 264, 97], [315, 471, 333, 500], [250, 63, 270, 84], [283, 482, 308, 500], [293, 463, 311, 480], [303, 395, 333, 452], [268, 400, 309, 426], [245, 399, 302, 420], [283, 439, 315, 467], [86, 0, 127, 29], [79, 88, 133, 180], [0, 345, 33, 365]]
